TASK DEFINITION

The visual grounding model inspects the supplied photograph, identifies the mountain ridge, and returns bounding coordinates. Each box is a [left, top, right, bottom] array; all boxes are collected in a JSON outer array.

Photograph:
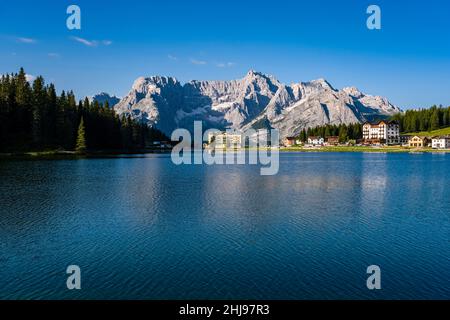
[[108, 70, 401, 138]]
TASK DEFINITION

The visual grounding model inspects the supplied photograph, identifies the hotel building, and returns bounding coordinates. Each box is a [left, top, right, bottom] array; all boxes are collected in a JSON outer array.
[[207, 131, 242, 149], [362, 120, 400, 145]]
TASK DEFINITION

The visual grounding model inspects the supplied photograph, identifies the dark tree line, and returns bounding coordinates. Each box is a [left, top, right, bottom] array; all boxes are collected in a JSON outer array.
[[296, 104, 450, 143], [390, 105, 450, 133], [0, 68, 167, 152], [297, 123, 363, 143]]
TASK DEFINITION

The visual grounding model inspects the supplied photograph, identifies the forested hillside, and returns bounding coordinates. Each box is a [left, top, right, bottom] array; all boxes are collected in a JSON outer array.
[[0, 68, 167, 152], [390, 106, 450, 133]]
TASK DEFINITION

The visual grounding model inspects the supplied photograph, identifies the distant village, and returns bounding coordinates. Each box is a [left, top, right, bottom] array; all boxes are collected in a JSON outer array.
[[201, 120, 450, 151]]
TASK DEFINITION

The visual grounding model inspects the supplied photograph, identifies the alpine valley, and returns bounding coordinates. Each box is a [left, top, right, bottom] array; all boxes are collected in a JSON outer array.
[[98, 70, 402, 138]]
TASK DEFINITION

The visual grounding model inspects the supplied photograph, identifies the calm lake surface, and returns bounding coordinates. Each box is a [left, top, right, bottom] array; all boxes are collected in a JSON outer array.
[[0, 152, 449, 299]]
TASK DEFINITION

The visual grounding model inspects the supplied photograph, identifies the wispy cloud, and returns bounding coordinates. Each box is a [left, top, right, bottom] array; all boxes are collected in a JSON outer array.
[[25, 74, 36, 82], [48, 53, 60, 58], [70, 37, 112, 47], [217, 62, 236, 68], [16, 37, 37, 44], [168, 54, 178, 61], [190, 58, 207, 65], [71, 36, 98, 47]]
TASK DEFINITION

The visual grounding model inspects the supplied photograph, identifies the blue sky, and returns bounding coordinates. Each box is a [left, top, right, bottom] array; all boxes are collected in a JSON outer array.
[[0, 0, 449, 109]]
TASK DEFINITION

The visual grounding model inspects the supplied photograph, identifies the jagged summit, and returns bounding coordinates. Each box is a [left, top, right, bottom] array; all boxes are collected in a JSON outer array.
[[112, 71, 402, 138], [132, 76, 179, 90], [343, 86, 363, 98], [310, 78, 335, 91], [245, 69, 270, 78], [90, 92, 120, 108]]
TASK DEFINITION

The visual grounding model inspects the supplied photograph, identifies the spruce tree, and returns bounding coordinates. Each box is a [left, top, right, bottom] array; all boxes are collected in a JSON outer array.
[[31, 76, 49, 148], [430, 109, 440, 131], [324, 126, 331, 137], [75, 117, 87, 154], [338, 125, 348, 143]]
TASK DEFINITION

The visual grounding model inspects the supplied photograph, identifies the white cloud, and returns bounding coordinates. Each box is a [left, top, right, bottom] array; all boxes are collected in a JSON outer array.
[[70, 37, 112, 47], [25, 74, 36, 82], [168, 54, 178, 61], [48, 53, 60, 58], [217, 62, 236, 68], [16, 37, 37, 44], [190, 58, 207, 65], [71, 36, 98, 47]]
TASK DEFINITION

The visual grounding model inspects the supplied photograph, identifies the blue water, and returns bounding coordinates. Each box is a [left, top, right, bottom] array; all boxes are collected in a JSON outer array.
[[0, 152, 449, 299]]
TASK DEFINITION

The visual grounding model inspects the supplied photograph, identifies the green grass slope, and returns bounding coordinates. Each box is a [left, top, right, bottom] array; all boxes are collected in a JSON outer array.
[[404, 127, 450, 137]]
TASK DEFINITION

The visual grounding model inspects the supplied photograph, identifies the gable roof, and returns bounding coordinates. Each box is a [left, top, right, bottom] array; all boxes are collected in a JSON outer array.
[[363, 120, 399, 126]]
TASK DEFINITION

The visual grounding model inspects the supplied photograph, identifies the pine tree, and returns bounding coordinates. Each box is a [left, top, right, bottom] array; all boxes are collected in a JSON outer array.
[[430, 109, 440, 131], [300, 129, 307, 142], [445, 107, 450, 127], [31, 76, 46, 148], [338, 125, 348, 143], [75, 117, 87, 154], [353, 124, 362, 139]]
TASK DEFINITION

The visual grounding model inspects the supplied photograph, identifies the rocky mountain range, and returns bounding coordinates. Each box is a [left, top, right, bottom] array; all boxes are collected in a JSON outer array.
[[95, 70, 402, 138]]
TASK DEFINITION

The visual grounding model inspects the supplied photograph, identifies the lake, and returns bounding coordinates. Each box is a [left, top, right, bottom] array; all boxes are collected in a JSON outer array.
[[0, 152, 449, 299]]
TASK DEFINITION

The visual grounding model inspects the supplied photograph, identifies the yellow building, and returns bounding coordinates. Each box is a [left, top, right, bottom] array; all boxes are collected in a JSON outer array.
[[408, 136, 431, 148]]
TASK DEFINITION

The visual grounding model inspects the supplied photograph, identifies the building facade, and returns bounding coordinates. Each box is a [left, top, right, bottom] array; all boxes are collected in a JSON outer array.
[[431, 136, 450, 149], [325, 136, 339, 146], [400, 135, 412, 146], [207, 132, 242, 149], [362, 120, 400, 145], [408, 136, 431, 148], [307, 136, 324, 146]]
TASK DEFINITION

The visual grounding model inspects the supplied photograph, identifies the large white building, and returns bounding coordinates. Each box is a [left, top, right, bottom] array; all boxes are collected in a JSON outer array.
[[431, 136, 450, 149], [207, 131, 242, 149], [362, 120, 400, 145]]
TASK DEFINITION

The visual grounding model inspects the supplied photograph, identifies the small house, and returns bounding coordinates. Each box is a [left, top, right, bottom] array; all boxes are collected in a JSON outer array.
[[431, 136, 450, 149], [325, 136, 339, 146], [408, 136, 431, 148], [283, 137, 297, 147]]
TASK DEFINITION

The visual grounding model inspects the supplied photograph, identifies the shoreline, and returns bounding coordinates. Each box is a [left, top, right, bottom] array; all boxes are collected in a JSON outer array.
[[0, 148, 173, 160], [1, 146, 449, 159], [279, 146, 450, 153]]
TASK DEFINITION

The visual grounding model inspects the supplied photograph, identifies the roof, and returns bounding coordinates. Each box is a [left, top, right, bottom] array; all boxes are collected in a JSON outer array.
[[363, 120, 399, 126]]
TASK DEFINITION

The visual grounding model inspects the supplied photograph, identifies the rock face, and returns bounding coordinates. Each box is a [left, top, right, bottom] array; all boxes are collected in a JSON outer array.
[[90, 92, 120, 108], [113, 70, 402, 138]]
